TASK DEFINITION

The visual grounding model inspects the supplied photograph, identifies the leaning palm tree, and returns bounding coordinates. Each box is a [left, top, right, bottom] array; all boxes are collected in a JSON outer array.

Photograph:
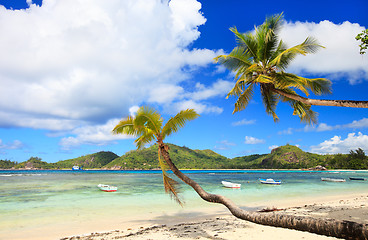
[[215, 13, 368, 124], [113, 106, 367, 239]]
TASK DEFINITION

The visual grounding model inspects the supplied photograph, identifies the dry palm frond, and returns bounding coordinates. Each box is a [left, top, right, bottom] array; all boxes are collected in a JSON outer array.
[[158, 148, 183, 206]]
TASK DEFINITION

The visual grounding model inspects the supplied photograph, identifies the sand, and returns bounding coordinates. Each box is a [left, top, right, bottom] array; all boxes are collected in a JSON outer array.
[[60, 194, 368, 240]]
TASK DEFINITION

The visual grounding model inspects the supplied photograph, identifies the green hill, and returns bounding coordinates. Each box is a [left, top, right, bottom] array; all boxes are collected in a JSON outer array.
[[14, 157, 52, 169], [105, 144, 229, 170], [53, 151, 119, 169], [257, 144, 326, 169], [3, 144, 367, 170]]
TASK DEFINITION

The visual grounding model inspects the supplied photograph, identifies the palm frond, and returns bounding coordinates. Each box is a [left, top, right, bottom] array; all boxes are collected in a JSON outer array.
[[228, 27, 259, 60], [273, 73, 310, 95], [135, 128, 156, 150], [274, 73, 331, 97], [134, 106, 163, 135], [258, 18, 280, 64], [291, 100, 318, 124], [162, 109, 199, 139], [260, 85, 279, 122], [232, 84, 254, 113], [264, 12, 284, 34], [214, 46, 252, 73], [278, 88, 318, 124], [226, 78, 247, 98], [305, 78, 332, 95], [270, 37, 324, 70], [254, 74, 273, 84], [112, 116, 137, 136], [157, 148, 183, 206]]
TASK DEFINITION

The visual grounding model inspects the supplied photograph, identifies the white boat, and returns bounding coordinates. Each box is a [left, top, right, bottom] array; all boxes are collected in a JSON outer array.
[[259, 178, 281, 185], [321, 177, 346, 182], [221, 181, 241, 188], [72, 166, 83, 170], [98, 184, 118, 192]]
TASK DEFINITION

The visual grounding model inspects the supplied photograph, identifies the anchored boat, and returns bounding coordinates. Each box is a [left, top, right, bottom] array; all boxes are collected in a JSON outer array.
[[349, 177, 366, 181], [97, 184, 118, 192], [259, 178, 281, 185], [321, 177, 346, 182], [221, 181, 241, 188]]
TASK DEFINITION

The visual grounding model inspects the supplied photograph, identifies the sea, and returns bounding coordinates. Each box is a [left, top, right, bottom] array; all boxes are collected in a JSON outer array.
[[1, 169, 368, 239]]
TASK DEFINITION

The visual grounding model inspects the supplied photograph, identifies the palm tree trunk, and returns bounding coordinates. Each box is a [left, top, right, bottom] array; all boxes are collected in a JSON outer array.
[[158, 142, 368, 239], [272, 88, 368, 108]]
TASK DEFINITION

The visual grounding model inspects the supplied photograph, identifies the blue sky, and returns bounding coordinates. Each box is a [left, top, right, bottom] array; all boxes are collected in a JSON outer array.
[[0, 0, 367, 163]]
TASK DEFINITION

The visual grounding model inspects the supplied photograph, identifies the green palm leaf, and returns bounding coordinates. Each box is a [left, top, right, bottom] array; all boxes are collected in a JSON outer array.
[[112, 116, 137, 136], [134, 106, 163, 135], [260, 85, 279, 121], [162, 109, 199, 140], [233, 84, 254, 113], [270, 37, 324, 70]]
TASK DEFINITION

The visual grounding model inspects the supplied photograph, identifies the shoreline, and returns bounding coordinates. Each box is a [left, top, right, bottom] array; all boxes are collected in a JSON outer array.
[[2, 168, 368, 171], [60, 193, 368, 240]]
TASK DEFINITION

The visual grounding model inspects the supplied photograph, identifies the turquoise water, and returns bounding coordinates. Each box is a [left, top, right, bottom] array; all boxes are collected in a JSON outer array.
[[1, 170, 368, 239]]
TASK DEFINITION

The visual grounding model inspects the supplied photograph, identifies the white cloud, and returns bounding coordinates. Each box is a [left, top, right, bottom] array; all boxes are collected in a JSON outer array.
[[214, 140, 236, 150], [244, 136, 265, 144], [344, 118, 368, 129], [310, 132, 368, 154], [164, 79, 232, 114], [315, 123, 334, 132], [0, 0, 218, 132], [60, 119, 134, 150], [232, 119, 256, 126], [278, 127, 294, 135], [169, 0, 205, 46], [269, 145, 279, 150], [279, 20, 368, 83], [0, 139, 24, 150], [129, 106, 140, 117], [304, 118, 368, 132], [191, 79, 233, 101], [171, 100, 223, 114]]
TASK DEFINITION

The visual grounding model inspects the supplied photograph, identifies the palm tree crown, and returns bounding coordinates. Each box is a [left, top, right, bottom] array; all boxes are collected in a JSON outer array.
[[215, 13, 332, 124], [112, 106, 199, 205]]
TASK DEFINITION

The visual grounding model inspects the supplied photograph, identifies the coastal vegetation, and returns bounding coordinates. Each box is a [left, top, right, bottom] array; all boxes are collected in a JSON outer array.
[[356, 28, 368, 54], [1, 144, 367, 170]]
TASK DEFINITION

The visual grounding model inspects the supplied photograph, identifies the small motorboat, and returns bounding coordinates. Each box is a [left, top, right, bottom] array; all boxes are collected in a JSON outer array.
[[321, 177, 346, 182], [221, 181, 241, 188], [98, 184, 118, 192], [259, 178, 281, 185], [72, 166, 81, 170], [349, 177, 366, 181]]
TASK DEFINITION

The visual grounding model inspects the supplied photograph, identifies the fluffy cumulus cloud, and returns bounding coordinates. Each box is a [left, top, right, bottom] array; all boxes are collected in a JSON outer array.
[[0, 0, 225, 146], [59, 119, 134, 150], [310, 132, 368, 154], [279, 20, 368, 83], [244, 136, 265, 144], [165, 79, 232, 114]]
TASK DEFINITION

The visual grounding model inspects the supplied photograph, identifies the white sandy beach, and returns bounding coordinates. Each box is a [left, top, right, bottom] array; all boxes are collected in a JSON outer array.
[[57, 193, 368, 240]]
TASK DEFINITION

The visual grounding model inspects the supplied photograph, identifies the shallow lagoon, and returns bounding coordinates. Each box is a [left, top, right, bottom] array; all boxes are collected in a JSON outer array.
[[1, 170, 368, 239]]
